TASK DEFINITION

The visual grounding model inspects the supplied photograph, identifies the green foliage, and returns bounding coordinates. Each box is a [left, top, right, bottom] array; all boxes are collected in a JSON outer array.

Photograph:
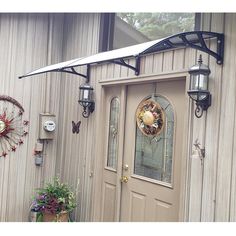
[[32, 177, 77, 215], [117, 13, 195, 40], [36, 213, 43, 222]]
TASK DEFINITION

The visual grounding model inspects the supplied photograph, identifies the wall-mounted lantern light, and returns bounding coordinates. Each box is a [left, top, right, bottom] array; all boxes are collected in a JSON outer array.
[[78, 83, 95, 118], [188, 54, 211, 118]]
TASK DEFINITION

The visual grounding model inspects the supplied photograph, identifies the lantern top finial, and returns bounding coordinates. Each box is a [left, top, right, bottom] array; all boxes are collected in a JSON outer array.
[[198, 54, 203, 64], [189, 54, 211, 75]]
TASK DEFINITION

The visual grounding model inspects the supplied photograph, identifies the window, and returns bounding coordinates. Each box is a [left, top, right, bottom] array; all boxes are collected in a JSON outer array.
[[113, 13, 196, 49], [106, 97, 120, 169], [134, 95, 174, 185]]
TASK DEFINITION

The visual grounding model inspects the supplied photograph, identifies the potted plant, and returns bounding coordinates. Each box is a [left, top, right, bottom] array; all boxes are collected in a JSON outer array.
[[31, 177, 77, 222]]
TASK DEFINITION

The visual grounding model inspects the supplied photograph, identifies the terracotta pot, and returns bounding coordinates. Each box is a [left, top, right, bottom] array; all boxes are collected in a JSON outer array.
[[43, 211, 69, 222]]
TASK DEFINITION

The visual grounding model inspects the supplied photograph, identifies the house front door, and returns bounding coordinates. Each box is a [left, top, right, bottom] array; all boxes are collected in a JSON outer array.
[[100, 78, 186, 222]]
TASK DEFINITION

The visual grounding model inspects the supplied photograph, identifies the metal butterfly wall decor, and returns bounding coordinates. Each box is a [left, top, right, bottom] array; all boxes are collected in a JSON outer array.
[[72, 121, 81, 134], [0, 95, 29, 158]]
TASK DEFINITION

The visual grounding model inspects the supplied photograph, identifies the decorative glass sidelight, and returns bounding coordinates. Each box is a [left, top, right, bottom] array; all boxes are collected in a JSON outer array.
[[134, 95, 174, 184], [107, 97, 120, 169]]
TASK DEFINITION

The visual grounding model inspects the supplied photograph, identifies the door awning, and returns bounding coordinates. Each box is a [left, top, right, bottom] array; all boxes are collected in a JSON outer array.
[[19, 31, 224, 80]]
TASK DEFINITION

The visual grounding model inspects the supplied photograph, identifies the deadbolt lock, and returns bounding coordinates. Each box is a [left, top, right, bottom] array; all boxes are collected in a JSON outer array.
[[120, 176, 129, 183]]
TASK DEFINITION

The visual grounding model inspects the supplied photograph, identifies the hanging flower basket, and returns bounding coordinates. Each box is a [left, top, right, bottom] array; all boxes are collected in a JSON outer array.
[[136, 99, 165, 137]]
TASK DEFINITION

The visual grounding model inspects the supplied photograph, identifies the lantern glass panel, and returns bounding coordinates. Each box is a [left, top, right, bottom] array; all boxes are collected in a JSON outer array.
[[198, 74, 208, 91], [190, 74, 208, 90], [83, 89, 89, 101], [79, 84, 93, 107], [189, 73, 208, 100], [79, 88, 85, 103]]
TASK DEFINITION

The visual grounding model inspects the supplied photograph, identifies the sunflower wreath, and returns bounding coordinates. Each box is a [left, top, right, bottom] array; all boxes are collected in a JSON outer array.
[[136, 98, 165, 137]]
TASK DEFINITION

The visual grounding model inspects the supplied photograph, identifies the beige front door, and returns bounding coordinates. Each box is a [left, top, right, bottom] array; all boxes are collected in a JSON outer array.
[[100, 79, 186, 222]]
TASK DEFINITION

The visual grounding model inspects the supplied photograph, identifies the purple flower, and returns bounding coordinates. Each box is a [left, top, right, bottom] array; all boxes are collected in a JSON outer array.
[[39, 193, 47, 200]]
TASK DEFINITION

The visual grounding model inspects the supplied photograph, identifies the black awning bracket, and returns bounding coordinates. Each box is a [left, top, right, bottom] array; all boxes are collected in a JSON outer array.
[[141, 31, 224, 65], [58, 64, 90, 82], [179, 32, 224, 64], [111, 56, 140, 76]]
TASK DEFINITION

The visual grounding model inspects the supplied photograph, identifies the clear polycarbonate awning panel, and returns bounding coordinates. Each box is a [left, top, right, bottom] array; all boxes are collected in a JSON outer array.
[[19, 39, 161, 79], [19, 31, 224, 79], [68, 39, 160, 67], [18, 58, 84, 78]]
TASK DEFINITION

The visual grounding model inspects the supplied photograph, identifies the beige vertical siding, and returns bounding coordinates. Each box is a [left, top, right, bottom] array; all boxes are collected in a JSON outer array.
[[214, 13, 236, 222], [0, 13, 101, 222], [0, 13, 59, 221], [185, 13, 236, 222], [201, 13, 225, 222], [54, 13, 101, 221], [187, 13, 212, 222]]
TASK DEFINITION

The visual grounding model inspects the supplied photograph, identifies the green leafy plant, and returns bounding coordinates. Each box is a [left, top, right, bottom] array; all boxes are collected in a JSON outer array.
[[32, 177, 77, 217]]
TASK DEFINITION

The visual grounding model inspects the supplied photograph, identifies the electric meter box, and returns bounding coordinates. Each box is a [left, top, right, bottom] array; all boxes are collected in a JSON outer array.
[[39, 113, 56, 140]]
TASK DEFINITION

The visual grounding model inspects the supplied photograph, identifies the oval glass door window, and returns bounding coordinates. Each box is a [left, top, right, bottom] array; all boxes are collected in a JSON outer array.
[[134, 95, 174, 185]]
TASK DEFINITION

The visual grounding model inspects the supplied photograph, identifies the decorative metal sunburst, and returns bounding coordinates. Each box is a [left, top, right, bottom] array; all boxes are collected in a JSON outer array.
[[0, 95, 29, 158]]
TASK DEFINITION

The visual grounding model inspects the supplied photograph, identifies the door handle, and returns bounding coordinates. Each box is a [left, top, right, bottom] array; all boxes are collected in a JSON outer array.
[[120, 176, 129, 183], [123, 164, 129, 171]]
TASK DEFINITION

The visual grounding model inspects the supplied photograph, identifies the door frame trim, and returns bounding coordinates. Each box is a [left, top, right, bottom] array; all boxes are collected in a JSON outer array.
[[99, 70, 188, 86], [91, 71, 190, 222]]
